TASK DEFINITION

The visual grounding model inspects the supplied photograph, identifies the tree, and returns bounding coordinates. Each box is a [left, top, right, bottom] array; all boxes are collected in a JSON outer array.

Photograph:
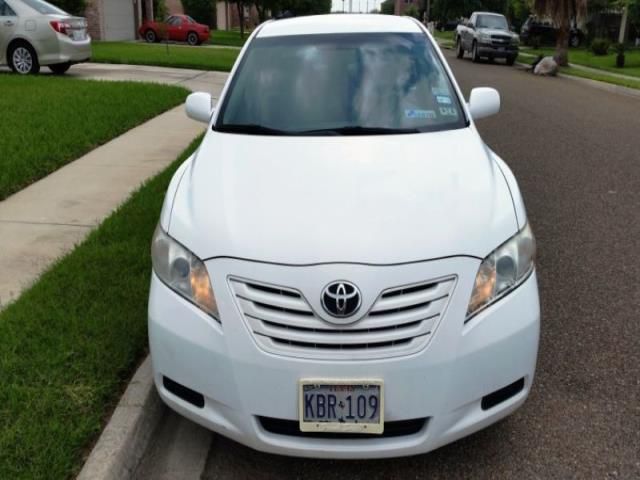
[[533, 0, 587, 66], [405, 4, 421, 19], [276, 0, 331, 15], [380, 0, 395, 14], [254, 0, 279, 22], [233, 1, 249, 38]]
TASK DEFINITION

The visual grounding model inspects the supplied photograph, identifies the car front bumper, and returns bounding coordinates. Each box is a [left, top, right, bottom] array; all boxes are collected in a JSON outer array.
[[149, 257, 540, 459], [477, 43, 518, 58]]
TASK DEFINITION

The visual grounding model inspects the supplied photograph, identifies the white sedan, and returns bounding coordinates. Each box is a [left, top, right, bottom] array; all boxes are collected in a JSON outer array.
[[149, 14, 540, 458], [0, 0, 90, 74]]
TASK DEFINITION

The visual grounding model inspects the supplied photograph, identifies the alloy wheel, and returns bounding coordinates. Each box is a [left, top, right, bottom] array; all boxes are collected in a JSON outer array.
[[13, 47, 33, 74]]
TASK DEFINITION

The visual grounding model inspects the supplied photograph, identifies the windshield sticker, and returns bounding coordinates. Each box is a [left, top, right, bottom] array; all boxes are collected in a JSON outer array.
[[439, 107, 458, 117], [405, 109, 436, 120], [436, 95, 452, 105], [431, 87, 449, 96]]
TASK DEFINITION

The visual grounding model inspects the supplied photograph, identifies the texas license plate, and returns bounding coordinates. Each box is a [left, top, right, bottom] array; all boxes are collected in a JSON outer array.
[[299, 380, 384, 434]]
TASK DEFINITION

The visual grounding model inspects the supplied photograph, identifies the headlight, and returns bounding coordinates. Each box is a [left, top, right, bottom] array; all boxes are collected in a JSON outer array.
[[467, 224, 536, 319], [151, 225, 219, 319]]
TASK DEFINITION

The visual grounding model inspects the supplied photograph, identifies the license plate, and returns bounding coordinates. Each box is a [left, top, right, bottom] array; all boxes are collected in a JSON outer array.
[[299, 379, 384, 434], [72, 30, 85, 41]]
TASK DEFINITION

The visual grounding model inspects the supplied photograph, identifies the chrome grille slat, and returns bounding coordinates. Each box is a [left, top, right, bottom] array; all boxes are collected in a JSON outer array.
[[253, 318, 432, 345], [371, 280, 454, 313], [230, 275, 456, 360]]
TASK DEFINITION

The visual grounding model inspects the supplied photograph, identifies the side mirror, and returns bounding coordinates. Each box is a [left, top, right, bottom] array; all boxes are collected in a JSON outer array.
[[468, 87, 500, 120], [186, 92, 213, 123]]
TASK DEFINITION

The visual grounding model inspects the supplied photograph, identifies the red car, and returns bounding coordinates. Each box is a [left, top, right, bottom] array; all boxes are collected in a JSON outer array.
[[139, 15, 210, 46]]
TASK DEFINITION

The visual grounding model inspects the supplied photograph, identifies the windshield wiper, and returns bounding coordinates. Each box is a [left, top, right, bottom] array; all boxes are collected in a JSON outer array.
[[215, 124, 289, 135], [298, 126, 420, 136]]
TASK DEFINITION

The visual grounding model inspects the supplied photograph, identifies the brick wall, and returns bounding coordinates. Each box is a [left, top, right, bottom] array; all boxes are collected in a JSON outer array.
[[165, 0, 183, 15], [394, 0, 421, 16]]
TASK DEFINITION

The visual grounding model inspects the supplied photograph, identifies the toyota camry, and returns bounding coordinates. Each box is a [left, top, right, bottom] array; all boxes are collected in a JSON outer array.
[[148, 14, 540, 458]]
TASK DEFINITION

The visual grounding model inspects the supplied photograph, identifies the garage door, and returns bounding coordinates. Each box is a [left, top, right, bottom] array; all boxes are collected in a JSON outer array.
[[103, 0, 135, 41]]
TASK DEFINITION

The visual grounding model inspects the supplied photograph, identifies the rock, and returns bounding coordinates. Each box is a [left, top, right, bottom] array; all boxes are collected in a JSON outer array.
[[533, 56, 558, 76]]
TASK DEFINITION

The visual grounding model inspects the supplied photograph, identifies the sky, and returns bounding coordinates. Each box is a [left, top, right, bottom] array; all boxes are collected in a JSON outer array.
[[331, 0, 385, 13]]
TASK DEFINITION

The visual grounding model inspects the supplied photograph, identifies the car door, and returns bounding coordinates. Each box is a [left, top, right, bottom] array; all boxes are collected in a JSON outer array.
[[0, 0, 18, 65], [464, 13, 476, 49], [166, 16, 185, 42]]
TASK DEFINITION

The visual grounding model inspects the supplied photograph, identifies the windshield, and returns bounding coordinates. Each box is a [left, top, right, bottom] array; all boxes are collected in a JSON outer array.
[[215, 33, 467, 136], [20, 0, 68, 15], [477, 15, 509, 30]]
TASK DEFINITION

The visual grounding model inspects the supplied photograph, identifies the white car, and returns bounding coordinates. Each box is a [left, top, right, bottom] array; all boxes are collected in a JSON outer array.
[[0, 0, 90, 74], [149, 14, 540, 459]]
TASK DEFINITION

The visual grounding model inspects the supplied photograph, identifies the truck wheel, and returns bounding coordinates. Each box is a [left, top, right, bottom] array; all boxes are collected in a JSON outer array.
[[8, 41, 40, 75], [506, 55, 516, 66], [471, 42, 480, 63], [456, 38, 464, 58]]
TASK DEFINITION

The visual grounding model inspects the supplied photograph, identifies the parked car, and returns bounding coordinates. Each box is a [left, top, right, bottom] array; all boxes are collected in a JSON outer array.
[[139, 14, 210, 46], [456, 12, 519, 65], [520, 16, 584, 48], [0, 0, 90, 74], [149, 14, 540, 458]]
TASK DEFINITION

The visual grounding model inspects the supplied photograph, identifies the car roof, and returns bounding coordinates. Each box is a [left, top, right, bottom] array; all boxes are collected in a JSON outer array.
[[257, 14, 423, 38], [474, 12, 506, 17]]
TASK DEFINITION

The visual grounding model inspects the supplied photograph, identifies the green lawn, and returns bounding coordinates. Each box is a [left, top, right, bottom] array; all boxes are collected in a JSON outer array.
[[210, 29, 247, 47], [517, 53, 640, 90], [521, 47, 640, 78], [0, 75, 188, 200], [432, 29, 455, 45], [92, 42, 239, 71], [0, 137, 201, 480]]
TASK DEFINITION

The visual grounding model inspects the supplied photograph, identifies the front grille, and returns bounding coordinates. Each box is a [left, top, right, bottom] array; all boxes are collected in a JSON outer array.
[[490, 35, 512, 46], [258, 416, 428, 439], [229, 276, 455, 360]]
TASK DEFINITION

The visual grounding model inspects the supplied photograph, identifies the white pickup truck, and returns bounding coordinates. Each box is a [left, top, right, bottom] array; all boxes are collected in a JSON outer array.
[[455, 12, 519, 65]]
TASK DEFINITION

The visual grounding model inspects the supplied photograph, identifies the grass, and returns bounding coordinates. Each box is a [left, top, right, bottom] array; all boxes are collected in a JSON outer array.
[[0, 75, 188, 201], [432, 29, 455, 45], [517, 53, 640, 90], [521, 46, 640, 78], [0, 137, 202, 479], [92, 41, 239, 71], [210, 29, 247, 47]]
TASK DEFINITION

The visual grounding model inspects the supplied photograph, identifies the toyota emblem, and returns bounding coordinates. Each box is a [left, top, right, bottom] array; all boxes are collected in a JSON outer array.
[[321, 281, 361, 318]]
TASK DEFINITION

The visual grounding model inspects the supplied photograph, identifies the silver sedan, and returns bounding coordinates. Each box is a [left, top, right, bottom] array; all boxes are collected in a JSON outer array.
[[0, 0, 91, 74]]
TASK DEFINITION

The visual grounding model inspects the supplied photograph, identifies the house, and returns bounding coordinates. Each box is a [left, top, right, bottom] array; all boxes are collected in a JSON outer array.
[[85, 0, 154, 40], [394, 0, 421, 16], [215, 1, 261, 31]]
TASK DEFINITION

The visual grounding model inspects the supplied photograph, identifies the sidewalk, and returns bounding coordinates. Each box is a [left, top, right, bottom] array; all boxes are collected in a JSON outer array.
[[0, 65, 229, 306]]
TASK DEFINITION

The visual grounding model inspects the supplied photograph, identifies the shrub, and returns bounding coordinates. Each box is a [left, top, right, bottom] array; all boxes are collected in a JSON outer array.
[[154, 0, 168, 21], [181, 0, 216, 27], [49, 0, 86, 16], [590, 38, 611, 56]]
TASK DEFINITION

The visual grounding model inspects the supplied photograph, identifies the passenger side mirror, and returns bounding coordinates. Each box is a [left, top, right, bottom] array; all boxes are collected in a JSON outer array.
[[468, 87, 500, 120], [186, 92, 214, 123]]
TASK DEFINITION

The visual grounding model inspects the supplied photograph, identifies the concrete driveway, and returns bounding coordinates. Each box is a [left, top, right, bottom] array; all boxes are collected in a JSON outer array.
[[130, 48, 640, 479]]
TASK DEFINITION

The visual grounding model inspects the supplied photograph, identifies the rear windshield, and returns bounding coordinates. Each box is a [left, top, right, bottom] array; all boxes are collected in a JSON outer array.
[[215, 32, 467, 136], [20, 0, 68, 15], [477, 15, 508, 30]]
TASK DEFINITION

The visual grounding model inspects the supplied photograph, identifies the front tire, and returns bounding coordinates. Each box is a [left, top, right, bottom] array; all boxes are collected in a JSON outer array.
[[145, 29, 157, 43], [49, 62, 71, 75], [187, 32, 199, 46], [471, 41, 480, 63], [456, 38, 464, 58], [506, 55, 516, 66], [8, 42, 39, 75]]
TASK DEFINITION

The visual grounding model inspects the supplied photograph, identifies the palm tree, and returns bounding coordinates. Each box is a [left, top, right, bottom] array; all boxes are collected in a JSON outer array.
[[533, 0, 587, 66]]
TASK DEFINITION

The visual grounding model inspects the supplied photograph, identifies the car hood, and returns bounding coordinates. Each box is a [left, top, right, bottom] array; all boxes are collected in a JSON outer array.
[[478, 28, 516, 37], [168, 128, 518, 264]]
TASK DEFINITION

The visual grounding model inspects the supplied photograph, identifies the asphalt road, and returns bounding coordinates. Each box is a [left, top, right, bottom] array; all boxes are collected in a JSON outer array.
[[137, 50, 640, 479]]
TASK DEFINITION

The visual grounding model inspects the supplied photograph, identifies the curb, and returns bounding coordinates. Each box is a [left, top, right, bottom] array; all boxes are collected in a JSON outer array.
[[77, 356, 164, 480]]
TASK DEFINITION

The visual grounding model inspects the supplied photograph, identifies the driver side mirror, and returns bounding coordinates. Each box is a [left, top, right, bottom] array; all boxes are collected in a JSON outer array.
[[186, 92, 214, 123], [468, 87, 500, 120]]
